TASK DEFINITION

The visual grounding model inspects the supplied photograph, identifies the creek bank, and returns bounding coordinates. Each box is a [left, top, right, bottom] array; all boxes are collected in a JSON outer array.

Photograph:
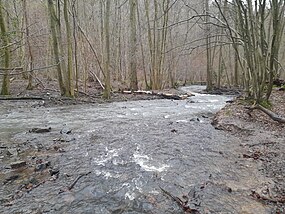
[[212, 89, 285, 212], [1, 79, 194, 108]]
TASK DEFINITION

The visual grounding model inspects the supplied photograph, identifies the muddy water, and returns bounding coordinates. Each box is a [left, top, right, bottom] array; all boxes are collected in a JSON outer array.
[[0, 86, 272, 213]]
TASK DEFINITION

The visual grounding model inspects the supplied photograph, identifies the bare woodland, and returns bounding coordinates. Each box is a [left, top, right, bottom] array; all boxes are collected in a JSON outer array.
[[1, 1, 285, 213], [0, 0, 284, 103]]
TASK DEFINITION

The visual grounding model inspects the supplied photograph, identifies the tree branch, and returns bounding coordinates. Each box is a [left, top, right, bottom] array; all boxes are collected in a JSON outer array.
[[0, 62, 61, 76]]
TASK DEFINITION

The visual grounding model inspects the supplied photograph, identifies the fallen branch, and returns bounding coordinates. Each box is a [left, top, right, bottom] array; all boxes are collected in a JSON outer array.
[[251, 191, 285, 204], [0, 96, 44, 100], [0, 67, 23, 71], [242, 150, 263, 160], [77, 25, 105, 77], [250, 104, 285, 123], [0, 62, 61, 76], [59, 172, 91, 194], [68, 172, 91, 190], [159, 186, 200, 213], [247, 141, 277, 148], [89, 70, 105, 90]]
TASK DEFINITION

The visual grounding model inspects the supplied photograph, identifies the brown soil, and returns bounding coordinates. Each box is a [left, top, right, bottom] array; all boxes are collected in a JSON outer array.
[[212, 88, 285, 211]]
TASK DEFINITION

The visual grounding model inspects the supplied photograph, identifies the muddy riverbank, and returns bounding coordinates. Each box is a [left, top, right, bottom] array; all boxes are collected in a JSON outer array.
[[213, 89, 285, 213], [0, 86, 284, 213]]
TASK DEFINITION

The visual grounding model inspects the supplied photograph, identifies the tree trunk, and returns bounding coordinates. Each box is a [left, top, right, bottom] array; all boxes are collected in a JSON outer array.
[[129, 0, 138, 91], [103, 0, 111, 99], [0, 0, 10, 95], [266, 0, 285, 100], [64, 0, 74, 97], [47, 0, 66, 95], [144, 0, 154, 88], [23, 0, 34, 90], [71, 0, 79, 96], [205, 0, 212, 91]]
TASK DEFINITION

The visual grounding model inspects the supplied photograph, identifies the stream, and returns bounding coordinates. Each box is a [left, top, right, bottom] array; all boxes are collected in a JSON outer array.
[[0, 86, 271, 213]]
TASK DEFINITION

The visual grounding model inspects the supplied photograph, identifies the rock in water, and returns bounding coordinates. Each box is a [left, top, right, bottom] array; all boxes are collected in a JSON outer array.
[[60, 127, 72, 134], [10, 161, 26, 169], [34, 161, 51, 172], [29, 127, 51, 133]]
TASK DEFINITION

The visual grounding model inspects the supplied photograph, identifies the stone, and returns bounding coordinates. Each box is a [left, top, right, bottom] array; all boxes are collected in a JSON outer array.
[[10, 161, 26, 169], [34, 161, 51, 172], [60, 127, 72, 134]]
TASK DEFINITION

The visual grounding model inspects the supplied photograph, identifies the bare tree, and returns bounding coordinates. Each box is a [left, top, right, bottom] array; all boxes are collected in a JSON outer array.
[[64, 0, 74, 97], [129, 0, 138, 91], [47, 0, 66, 95], [235, 0, 284, 102], [0, 0, 10, 95], [23, 0, 34, 90], [103, 0, 111, 99], [205, 0, 213, 91]]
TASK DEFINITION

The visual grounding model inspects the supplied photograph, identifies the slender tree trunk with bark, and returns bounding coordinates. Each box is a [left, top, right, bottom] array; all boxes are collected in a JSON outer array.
[[56, 0, 70, 96], [103, 0, 111, 99], [266, 0, 285, 100], [144, 0, 154, 88], [23, 0, 34, 90], [205, 0, 213, 91], [0, 0, 10, 95], [47, 0, 66, 95], [72, 0, 79, 96], [64, 0, 74, 97], [129, 0, 138, 91], [137, 1, 148, 89]]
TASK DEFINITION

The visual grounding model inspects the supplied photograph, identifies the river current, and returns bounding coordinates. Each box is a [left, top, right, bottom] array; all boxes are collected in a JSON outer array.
[[0, 86, 270, 213]]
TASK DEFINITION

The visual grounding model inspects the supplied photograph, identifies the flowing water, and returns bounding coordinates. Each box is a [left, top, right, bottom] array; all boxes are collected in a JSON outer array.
[[0, 86, 272, 213]]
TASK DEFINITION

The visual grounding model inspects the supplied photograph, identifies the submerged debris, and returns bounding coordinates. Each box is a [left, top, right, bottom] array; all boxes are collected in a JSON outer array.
[[59, 171, 91, 194], [251, 190, 285, 204], [29, 127, 51, 133], [10, 161, 26, 169], [3, 175, 20, 185], [159, 186, 200, 213]]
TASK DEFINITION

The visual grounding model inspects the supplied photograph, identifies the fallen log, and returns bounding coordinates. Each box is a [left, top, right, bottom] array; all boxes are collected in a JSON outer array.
[[122, 90, 193, 100], [250, 104, 285, 123], [122, 90, 153, 95], [0, 96, 44, 100], [157, 93, 189, 100]]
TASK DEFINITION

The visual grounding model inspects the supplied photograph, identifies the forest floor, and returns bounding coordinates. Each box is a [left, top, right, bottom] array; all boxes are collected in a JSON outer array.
[[0, 79, 284, 213], [4, 79, 192, 107], [213, 88, 285, 212]]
